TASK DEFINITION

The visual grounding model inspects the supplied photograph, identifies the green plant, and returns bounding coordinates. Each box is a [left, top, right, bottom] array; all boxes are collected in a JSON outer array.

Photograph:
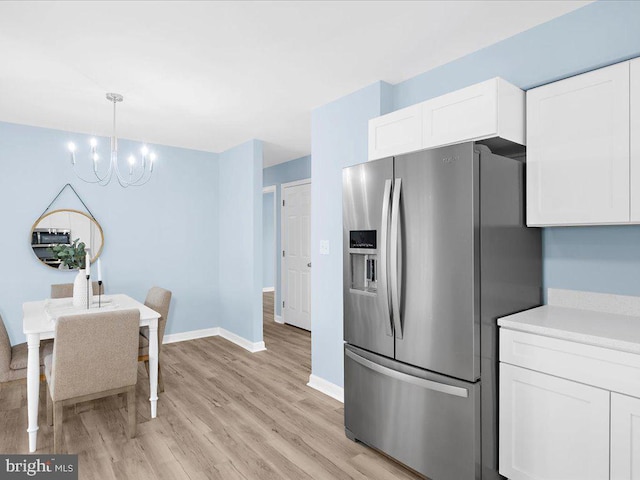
[[49, 238, 87, 269]]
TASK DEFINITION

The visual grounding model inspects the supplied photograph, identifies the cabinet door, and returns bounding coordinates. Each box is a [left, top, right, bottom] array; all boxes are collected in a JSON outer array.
[[422, 78, 497, 149], [368, 104, 422, 161], [499, 363, 610, 480], [631, 58, 640, 222], [611, 393, 640, 480], [527, 62, 630, 226]]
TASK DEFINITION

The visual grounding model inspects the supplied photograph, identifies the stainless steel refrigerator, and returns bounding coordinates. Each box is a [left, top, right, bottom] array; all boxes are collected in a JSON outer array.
[[343, 142, 542, 480]]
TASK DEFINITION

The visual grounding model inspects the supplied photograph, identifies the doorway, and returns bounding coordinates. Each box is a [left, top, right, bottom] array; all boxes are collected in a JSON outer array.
[[263, 186, 277, 305], [281, 179, 311, 331]]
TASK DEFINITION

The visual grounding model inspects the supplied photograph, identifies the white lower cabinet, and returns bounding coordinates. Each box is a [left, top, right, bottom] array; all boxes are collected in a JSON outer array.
[[500, 327, 640, 480], [611, 393, 640, 480], [499, 363, 610, 480]]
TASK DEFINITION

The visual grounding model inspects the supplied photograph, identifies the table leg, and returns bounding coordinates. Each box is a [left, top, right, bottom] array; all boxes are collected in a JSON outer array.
[[148, 320, 159, 418], [26, 334, 40, 452]]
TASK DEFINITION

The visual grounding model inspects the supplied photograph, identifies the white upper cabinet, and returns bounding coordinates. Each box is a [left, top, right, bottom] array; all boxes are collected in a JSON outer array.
[[631, 58, 640, 222], [422, 77, 524, 150], [368, 78, 525, 161], [527, 61, 631, 226], [367, 103, 422, 160]]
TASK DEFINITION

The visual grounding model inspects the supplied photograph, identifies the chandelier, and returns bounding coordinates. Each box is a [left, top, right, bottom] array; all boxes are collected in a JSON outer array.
[[67, 93, 157, 187]]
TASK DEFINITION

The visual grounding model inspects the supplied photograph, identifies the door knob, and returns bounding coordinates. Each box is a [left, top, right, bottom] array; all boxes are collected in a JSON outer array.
[[307, 262, 312, 268]]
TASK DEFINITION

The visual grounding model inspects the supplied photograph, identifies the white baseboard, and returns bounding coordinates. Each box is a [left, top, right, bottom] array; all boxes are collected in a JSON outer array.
[[274, 314, 284, 324], [162, 327, 266, 354], [262, 287, 275, 292], [219, 328, 267, 353], [307, 374, 344, 403], [163, 327, 220, 344]]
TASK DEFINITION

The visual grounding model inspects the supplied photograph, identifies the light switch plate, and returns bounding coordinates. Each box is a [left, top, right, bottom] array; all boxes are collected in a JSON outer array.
[[320, 240, 330, 255]]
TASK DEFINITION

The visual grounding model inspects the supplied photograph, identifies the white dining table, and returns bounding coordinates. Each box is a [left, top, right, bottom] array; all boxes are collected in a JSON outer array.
[[22, 294, 160, 452]]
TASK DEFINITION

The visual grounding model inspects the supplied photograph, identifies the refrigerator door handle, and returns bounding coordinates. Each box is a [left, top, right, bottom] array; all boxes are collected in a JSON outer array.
[[380, 179, 393, 337], [345, 348, 468, 398], [390, 178, 403, 339]]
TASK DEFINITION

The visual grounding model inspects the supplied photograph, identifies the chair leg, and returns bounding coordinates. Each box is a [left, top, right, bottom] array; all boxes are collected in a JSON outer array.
[[144, 360, 150, 377], [53, 401, 63, 453], [46, 388, 53, 427], [126, 386, 136, 439], [158, 363, 165, 393]]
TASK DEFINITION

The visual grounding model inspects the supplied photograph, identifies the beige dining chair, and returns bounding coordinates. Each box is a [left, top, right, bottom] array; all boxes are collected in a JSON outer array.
[[44, 309, 140, 453], [0, 313, 52, 385], [138, 287, 172, 393], [50, 282, 103, 299]]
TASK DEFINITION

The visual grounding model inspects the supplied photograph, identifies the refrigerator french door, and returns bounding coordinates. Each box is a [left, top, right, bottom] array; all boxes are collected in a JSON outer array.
[[342, 142, 542, 480]]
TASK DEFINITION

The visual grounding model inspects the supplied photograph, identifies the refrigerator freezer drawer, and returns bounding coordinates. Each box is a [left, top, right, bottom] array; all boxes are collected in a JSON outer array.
[[344, 346, 481, 480]]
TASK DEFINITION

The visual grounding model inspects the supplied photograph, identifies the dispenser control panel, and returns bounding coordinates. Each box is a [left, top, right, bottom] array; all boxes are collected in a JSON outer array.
[[350, 230, 376, 249], [349, 230, 377, 293]]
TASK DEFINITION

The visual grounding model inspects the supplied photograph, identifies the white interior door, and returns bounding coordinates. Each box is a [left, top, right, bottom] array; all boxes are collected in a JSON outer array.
[[282, 181, 311, 331]]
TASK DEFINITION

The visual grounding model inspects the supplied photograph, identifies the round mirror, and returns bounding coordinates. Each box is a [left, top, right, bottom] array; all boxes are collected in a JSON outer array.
[[31, 209, 104, 269]]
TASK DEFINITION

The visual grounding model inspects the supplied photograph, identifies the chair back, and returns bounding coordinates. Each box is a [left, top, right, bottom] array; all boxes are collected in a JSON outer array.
[[51, 282, 103, 299], [0, 315, 11, 382], [144, 287, 172, 352], [50, 309, 140, 401]]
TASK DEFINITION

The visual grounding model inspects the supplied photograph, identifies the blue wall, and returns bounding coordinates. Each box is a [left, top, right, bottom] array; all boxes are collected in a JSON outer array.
[[218, 140, 264, 343], [544, 227, 640, 296], [310, 0, 640, 388], [310, 82, 392, 387], [263, 155, 311, 316], [0, 122, 219, 344], [0, 122, 264, 347], [263, 191, 275, 288], [393, 1, 640, 109]]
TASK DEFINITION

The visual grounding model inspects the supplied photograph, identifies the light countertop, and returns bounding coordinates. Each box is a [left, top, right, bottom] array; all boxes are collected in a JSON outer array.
[[498, 305, 640, 355]]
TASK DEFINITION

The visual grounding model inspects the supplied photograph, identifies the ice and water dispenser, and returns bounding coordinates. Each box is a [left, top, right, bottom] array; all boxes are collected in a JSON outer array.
[[348, 230, 377, 293]]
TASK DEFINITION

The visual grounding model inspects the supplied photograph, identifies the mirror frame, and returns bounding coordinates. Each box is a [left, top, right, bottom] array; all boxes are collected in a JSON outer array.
[[30, 208, 104, 268]]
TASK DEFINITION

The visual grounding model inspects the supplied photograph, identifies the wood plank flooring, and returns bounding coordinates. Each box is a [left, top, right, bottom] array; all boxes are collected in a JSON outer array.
[[0, 292, 421, 479]]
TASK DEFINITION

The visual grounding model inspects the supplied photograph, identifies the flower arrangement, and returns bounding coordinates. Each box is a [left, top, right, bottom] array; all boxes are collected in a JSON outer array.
[[49, 238, 87, 270]]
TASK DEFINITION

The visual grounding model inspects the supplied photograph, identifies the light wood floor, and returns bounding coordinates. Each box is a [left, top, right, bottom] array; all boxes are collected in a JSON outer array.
[[0, 292, 421, 479]]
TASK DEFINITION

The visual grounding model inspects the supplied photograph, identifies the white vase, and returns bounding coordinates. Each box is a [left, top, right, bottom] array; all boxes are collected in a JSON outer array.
[[73, 269, 89, 308]]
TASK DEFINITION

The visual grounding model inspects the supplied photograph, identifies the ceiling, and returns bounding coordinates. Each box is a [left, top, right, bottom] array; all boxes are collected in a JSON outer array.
[[0, 1, 591, 167]]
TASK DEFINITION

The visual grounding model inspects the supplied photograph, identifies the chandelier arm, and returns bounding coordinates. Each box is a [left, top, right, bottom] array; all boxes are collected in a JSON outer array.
[[118, 166, 153, 187], [131, 170, 153, 187], [124, 164, 151, 185], [112, 161, 147, 187], [113, 159, 132, 186], [130, 173, 154, 187], [90, 157, 114, 184], [71, 163, 110, 185]]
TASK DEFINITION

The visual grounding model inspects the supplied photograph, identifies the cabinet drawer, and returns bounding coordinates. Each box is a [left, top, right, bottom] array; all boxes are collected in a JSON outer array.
[[500, 329, 640, 398]]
